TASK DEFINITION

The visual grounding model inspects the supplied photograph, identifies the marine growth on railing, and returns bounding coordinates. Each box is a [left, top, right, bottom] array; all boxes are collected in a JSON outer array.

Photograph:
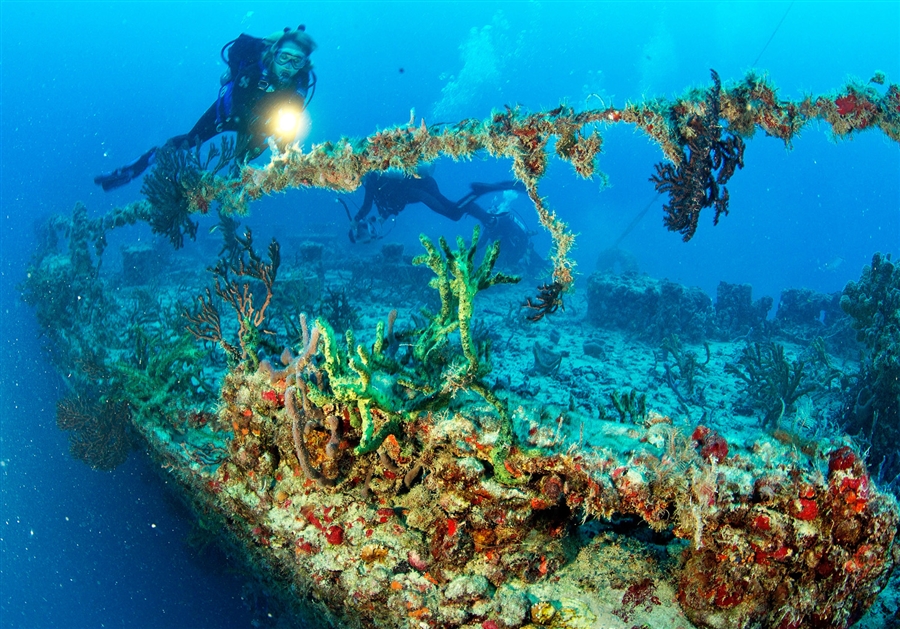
[[79, 72, 900, 312]]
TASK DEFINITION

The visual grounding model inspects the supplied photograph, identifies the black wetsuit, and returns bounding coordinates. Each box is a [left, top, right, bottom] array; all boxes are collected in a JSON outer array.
[[95, 34, 313, 191], [185, 34, 312, 159], [350, 172, 532, 264], [355, 172, 469, 222]]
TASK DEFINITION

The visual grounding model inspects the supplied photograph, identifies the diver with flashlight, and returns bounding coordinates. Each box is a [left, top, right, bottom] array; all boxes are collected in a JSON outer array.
[[94, 26, 316, 191]]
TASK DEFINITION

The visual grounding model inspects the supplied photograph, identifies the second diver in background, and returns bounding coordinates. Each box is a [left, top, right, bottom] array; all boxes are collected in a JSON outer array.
[[345, 168, 542, 271]]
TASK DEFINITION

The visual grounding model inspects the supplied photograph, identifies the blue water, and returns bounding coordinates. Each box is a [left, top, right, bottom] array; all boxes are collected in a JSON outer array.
[[1, 2, 897, 627]]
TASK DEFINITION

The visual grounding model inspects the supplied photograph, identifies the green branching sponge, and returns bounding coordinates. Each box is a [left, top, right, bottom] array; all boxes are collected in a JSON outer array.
[[297, 227, 523, 480], [413, 227, 524, 484], [413, 225, 519, 377], [311, 318, 405, 455]]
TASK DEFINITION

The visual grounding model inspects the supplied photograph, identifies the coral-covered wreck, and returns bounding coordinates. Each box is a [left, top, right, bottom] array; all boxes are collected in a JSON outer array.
[[22, 72, 900, 628]]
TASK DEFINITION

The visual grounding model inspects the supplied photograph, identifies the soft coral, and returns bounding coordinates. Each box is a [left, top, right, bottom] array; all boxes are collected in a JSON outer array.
[[835, 93, 859, 116]]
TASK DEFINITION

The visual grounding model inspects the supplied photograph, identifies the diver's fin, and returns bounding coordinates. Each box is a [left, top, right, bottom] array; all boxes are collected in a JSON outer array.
[[94, 168, 136, 191], [457, 180, 526, 211], [469, 180, 526, 197], [93, 148, 157, 191]]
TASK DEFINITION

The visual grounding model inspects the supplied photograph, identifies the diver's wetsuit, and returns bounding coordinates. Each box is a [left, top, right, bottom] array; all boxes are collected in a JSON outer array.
[[354, 173, 524, 224], [350, 172, 531, 263], [95, 34, 313, 191], [355, 173, 464, 222]]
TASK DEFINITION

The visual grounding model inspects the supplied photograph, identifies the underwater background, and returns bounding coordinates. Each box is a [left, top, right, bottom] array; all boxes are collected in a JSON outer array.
[[1, 1, 898, 628]]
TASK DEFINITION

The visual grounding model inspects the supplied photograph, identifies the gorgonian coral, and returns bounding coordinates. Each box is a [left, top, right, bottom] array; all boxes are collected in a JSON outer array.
[[840, 253, 900, 492]]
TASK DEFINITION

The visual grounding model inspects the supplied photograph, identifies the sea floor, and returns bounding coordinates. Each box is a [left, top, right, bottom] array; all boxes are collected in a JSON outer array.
[[29, 232, 900, 629]]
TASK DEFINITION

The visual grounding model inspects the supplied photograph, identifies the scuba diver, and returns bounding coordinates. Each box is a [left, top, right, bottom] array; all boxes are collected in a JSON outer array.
[[345, 169, 537, 267], [94, 26, 317, 191]]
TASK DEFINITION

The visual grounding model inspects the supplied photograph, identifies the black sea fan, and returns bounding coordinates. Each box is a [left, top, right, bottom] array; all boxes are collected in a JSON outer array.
[[651, 69, 746, 242]]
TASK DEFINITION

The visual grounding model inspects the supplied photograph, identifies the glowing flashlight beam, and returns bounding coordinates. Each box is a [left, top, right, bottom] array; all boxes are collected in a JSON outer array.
[[276, 108, 299, 136], [271, 106, 311, 144]]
